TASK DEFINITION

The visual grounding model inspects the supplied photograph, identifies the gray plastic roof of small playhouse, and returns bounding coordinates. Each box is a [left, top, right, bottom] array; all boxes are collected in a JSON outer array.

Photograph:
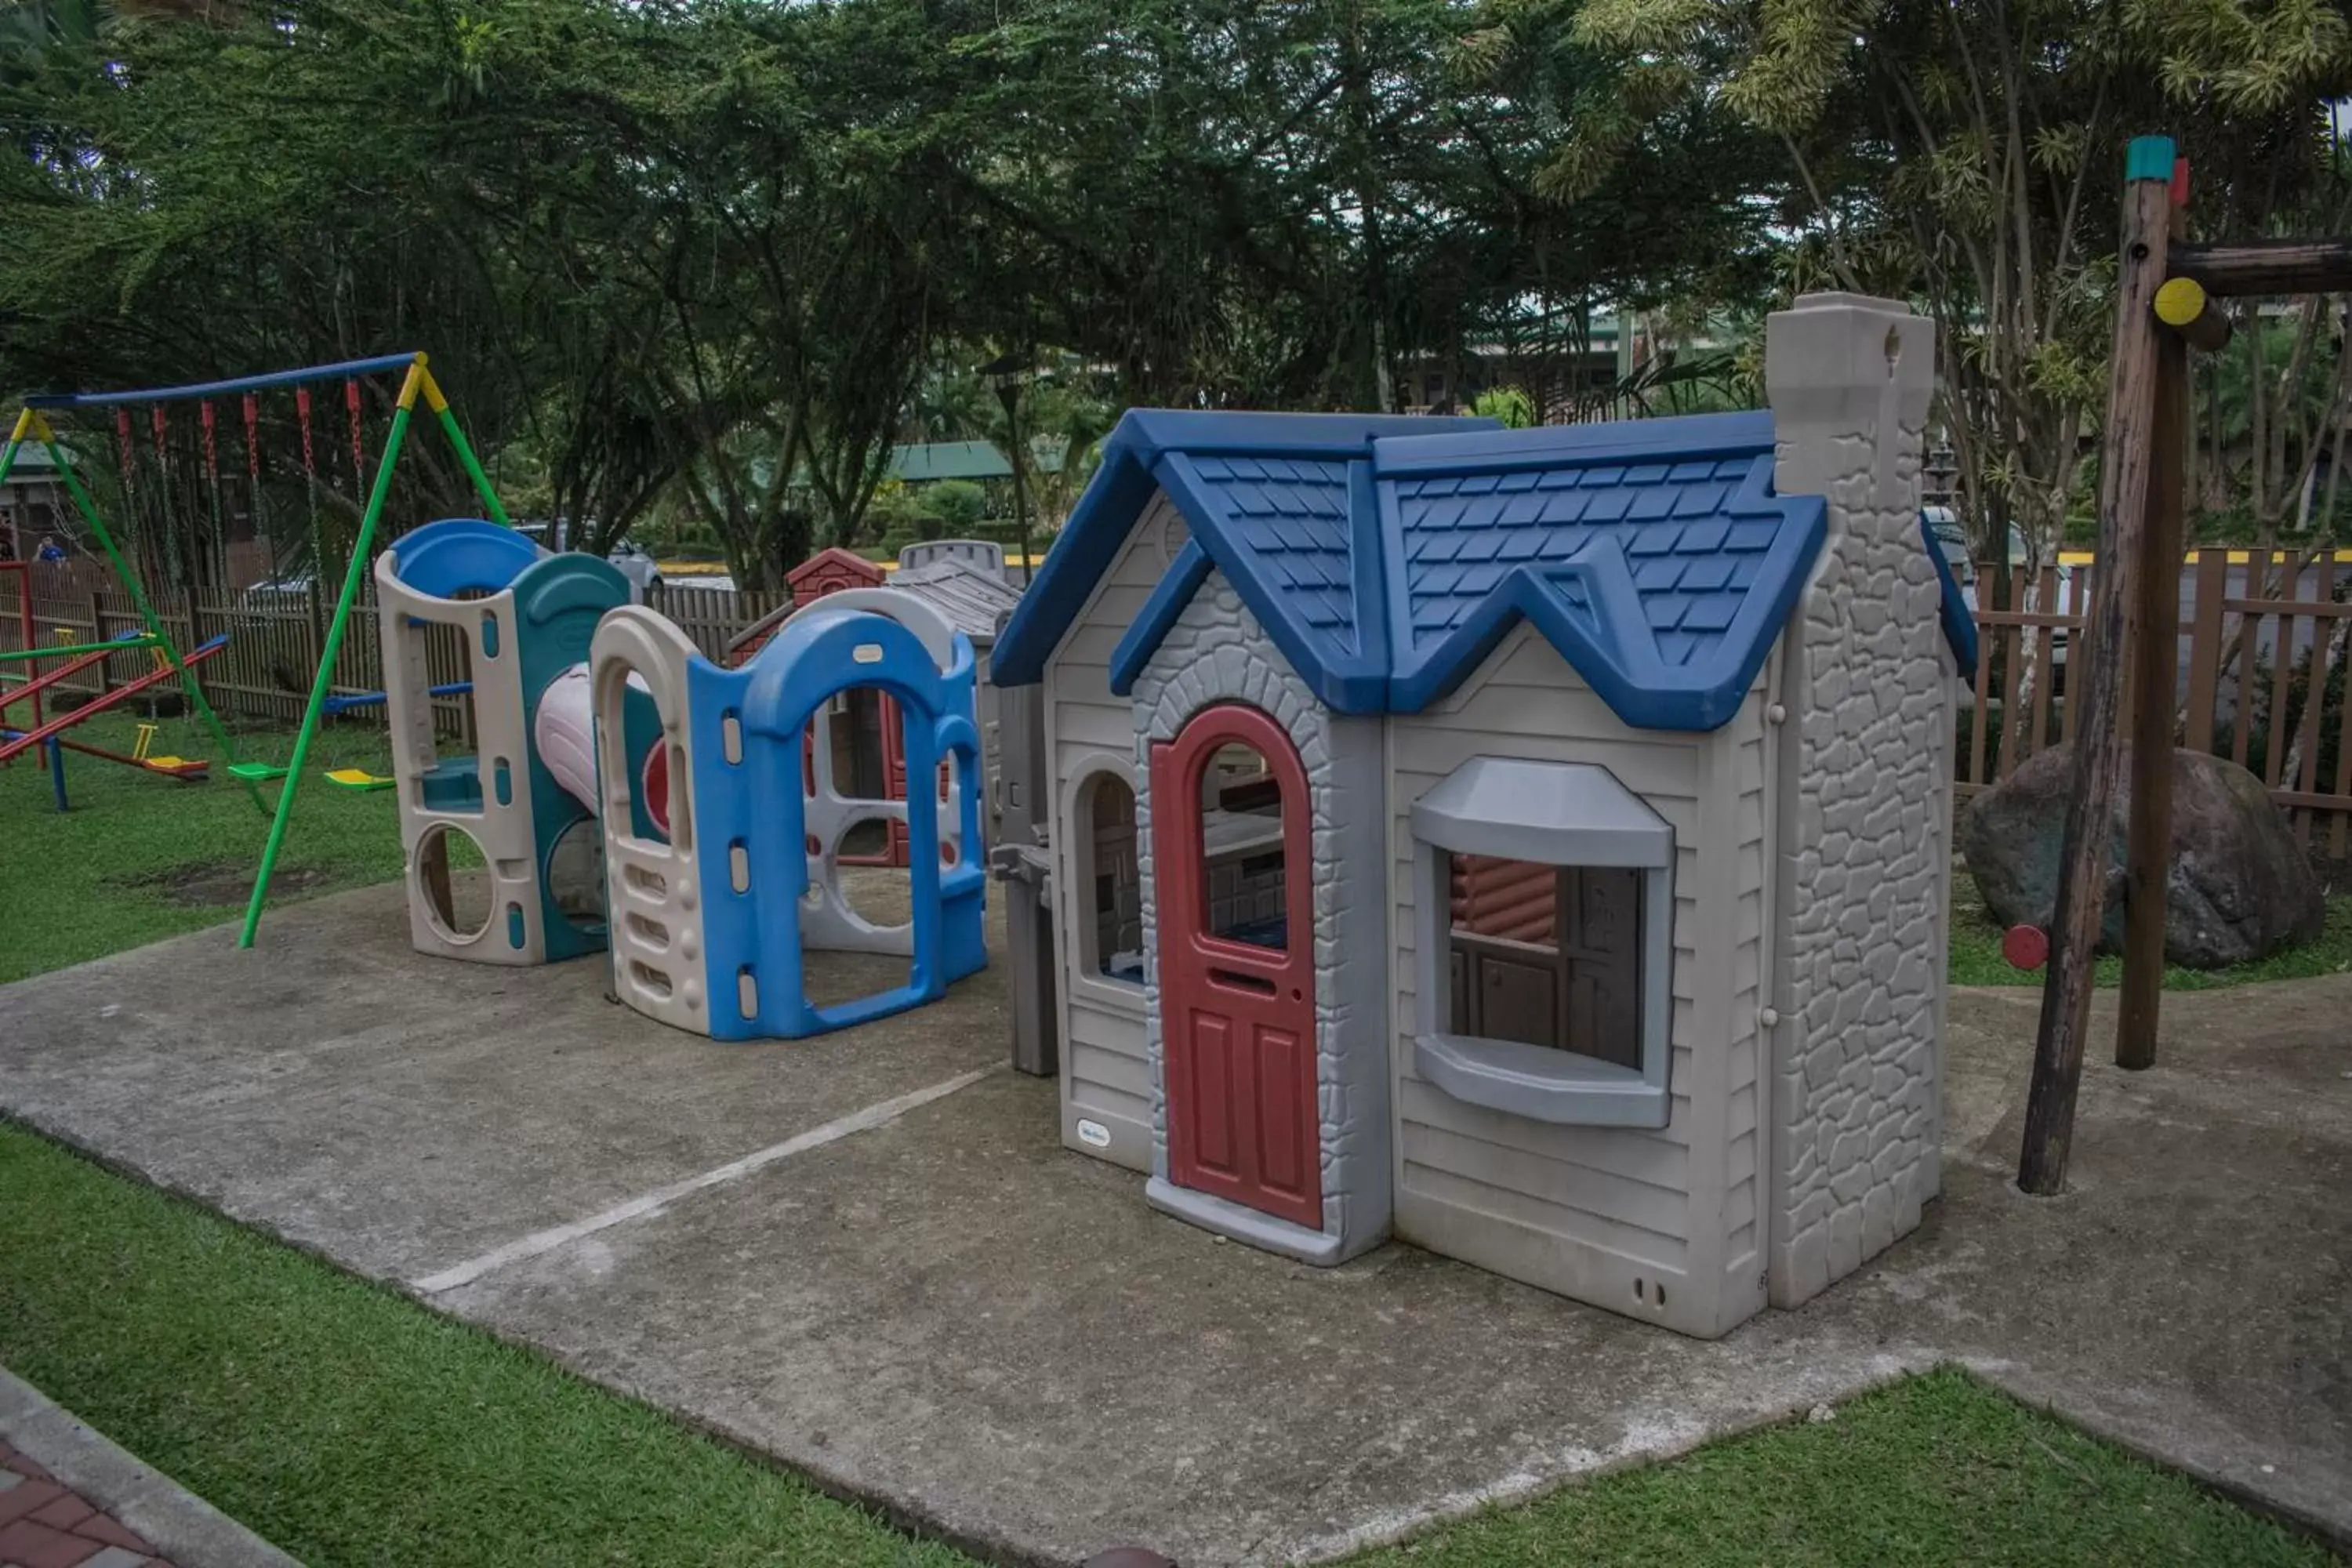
[[888, 558, 1022, 643]]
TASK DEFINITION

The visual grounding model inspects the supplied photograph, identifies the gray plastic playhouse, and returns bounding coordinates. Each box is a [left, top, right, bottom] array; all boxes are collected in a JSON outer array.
[[990, 293, 1968, 1338]]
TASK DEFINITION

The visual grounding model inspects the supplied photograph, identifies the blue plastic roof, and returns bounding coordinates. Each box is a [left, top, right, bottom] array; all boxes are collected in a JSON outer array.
[[993, 408, 1847, 731], [1921, 510, 1980, 681], [384, 518, 545, 601]]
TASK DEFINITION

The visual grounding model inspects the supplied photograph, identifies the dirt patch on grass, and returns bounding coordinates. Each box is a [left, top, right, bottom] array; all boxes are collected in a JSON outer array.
[[121, 861, 330, 908]]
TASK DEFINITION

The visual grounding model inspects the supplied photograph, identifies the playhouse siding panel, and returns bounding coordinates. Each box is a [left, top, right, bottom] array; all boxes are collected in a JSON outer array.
[[1394, 1080, 1692, 1189], [1386, 626, 1761, 1330], [1713, 693, 1774, 1319], [1045, 514, 1178, 1171]]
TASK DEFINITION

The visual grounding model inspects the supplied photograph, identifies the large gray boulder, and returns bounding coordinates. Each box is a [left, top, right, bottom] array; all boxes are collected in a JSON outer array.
[[1960, 742, 2325, 969]]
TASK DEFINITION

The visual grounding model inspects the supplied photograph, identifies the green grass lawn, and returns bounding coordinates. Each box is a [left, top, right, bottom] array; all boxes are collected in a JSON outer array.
[[0, 707, 407, 982], [1948, 877, 2352, 989], [0, 706, 2339, 1565], [0, 1123, 2330, 1568]]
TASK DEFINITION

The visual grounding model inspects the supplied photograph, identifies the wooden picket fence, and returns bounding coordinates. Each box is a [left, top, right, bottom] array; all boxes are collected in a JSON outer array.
[[1960, 547, 2352, 856], [7, 546, 2350, 856], [0, 560, 798, 748]]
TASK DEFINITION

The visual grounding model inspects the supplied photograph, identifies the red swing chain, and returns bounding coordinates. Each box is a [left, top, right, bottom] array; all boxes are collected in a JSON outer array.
[[198, 400, 223, 586], [111, 408, 140, 578], [294, 385, 329, 584], [344, 379, 365, 492], [149, 405, 178, 593], [295, 387, 316, 482], [241, 393, 272, 579]]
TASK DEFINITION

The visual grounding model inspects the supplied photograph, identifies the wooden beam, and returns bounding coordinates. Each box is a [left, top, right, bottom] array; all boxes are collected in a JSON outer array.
[[2153, 277, 2234, 353], [2118, 308, 2189, 1070], [2019, 136, 2175, 1196], [2169, 238, 2352, 298]]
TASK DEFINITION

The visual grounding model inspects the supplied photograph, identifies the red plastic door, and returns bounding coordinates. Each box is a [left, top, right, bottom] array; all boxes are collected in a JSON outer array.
[[1151, 702, 1321, 1232]]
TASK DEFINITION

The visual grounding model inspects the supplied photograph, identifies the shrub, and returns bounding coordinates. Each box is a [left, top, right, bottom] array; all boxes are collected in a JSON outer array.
[[927, 480, 988, 535], [1472, 386, 1535, 429]]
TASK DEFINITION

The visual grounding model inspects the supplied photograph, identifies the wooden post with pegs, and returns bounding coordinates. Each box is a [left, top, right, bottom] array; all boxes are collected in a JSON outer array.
[[2116, 330, 2185, 1070], [2118, 159, 2231, 1072], [2019, 136, 2176, 1194]]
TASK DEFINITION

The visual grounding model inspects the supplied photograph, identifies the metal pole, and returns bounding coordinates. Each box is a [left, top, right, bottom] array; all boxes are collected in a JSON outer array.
[[0, 412, 27, 492], [420, 369, 514, 527], [238, 360, 423, 949], [999, 382, 1033, 585], [0, 636, 158, 663], [37, 418, 263, 815], [46, 737, 67, 811]]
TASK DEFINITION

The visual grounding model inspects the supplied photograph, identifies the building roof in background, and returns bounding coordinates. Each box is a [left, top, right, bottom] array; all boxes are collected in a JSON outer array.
[[0, 441, 75, 477], [887, 440, 1065, 485], [994, 408, 1846, 732]]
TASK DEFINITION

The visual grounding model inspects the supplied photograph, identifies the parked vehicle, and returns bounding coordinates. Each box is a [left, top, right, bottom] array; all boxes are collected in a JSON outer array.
[[604, 539, 662, 600], [514, 520, 662, 601], [238, 571, 316, 607]]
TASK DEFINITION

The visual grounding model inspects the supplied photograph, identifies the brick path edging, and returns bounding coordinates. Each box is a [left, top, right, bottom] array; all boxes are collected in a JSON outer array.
[[0, 1369, 300, 1568]]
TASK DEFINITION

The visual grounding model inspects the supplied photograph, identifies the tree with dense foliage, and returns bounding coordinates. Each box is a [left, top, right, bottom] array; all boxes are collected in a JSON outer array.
[[7, 0, 2350, 591], [1533, 0, 2352, 566]]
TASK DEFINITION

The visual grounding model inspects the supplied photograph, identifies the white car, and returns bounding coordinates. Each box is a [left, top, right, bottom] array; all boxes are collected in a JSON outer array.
[[1926, 509, 2075, 673], [603, 539, 663, 600], [514, 521, 662, 601], [239, 572, 317, 607]]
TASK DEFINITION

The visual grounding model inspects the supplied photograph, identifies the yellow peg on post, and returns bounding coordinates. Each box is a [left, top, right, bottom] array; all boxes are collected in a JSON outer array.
[[2154, 276, 2233, 352]]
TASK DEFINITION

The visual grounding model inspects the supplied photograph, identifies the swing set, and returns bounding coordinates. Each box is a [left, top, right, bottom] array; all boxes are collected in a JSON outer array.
[[0, 350, 512, 947]]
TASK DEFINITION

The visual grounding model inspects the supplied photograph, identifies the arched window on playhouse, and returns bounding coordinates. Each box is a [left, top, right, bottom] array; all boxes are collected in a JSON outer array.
[[1071, 764, 1143, 989]]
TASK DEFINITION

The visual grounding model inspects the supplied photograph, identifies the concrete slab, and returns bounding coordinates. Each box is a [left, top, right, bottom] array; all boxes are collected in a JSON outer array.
[[2, 884, 2346, 1563], [0, 884, 1007, 1281]]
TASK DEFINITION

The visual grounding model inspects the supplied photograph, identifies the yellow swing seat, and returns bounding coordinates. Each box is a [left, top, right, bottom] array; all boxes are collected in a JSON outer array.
[[324, 767, 397, 792]]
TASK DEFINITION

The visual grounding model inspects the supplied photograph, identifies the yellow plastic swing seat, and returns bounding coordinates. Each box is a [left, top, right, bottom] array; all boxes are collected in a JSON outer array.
[[324, 767, 397, 792]]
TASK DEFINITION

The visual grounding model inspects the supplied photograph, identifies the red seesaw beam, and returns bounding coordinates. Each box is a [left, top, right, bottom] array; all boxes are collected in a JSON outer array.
[[0, 728, 209, 779], [0, 634, 230, 766], [0, 635, 152, 716]]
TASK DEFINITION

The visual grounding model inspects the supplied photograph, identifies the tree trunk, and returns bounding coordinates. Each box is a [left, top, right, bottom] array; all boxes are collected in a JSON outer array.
[[2201, 355, 2233, 514], [1339, 0, 1394, 412]]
